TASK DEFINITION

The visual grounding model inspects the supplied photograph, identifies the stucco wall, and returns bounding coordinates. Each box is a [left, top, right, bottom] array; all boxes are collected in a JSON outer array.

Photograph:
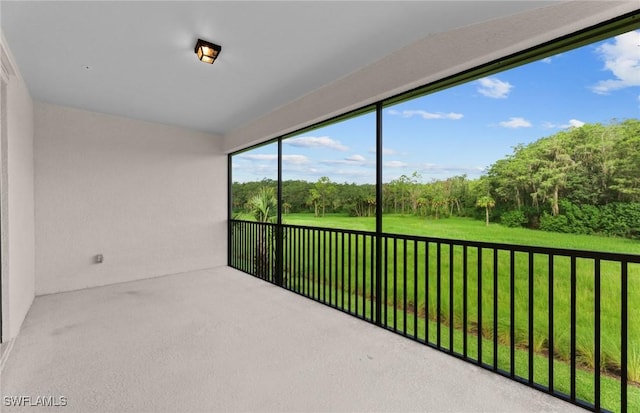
[[223, 1, 639, 152], [1, 34, 36, 340], [34, 103, 226, 295]]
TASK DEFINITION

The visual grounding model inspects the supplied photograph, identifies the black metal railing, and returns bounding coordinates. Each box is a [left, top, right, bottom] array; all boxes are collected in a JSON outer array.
[[229, 219, 639, 413]]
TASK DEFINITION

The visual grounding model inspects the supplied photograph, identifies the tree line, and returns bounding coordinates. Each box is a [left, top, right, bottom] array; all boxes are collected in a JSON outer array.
[[233, 119, 640, 238]]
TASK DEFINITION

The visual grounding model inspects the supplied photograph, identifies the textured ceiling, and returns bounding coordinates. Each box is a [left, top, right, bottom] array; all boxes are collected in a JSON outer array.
[[1, 1, 557, 135]]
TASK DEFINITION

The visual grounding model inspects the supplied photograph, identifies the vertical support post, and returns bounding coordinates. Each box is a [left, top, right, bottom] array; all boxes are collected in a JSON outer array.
[[375, 102, 383, 325], [275, 139, 283, 286], [227, 154, 233, 267]]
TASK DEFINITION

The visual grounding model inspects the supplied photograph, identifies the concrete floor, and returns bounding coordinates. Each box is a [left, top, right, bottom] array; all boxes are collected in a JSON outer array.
[[1, 266, 583, 412]]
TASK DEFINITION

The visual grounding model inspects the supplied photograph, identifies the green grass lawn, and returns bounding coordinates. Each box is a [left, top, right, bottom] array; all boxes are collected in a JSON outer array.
[[231, 213, 640, 412], [279, 212, 640, 254]]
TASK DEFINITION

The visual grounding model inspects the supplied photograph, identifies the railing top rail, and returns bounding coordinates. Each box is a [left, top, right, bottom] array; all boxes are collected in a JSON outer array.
[[230, 219, 640, 263]]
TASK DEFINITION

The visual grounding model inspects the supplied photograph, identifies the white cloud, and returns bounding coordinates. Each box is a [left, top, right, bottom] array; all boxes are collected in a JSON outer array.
[[384, 161, 408, 168], [541, 57, 553, 64], [561, 119, 585, 129], [321, 154, 368, 165], [387, 109, 463, 120], [592, 30, 640, 94], [346, 154, 366, 162], [499, 117, 532, 128], [477, 77, 513, 99], [283, 155, 311, 164], [284, 136, 349, 151]]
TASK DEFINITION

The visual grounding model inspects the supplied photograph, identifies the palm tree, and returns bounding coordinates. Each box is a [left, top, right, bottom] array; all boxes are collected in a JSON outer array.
[[246, 187, 277, 223], [476, 195, 495, 226], [246, 187, 277, 280]]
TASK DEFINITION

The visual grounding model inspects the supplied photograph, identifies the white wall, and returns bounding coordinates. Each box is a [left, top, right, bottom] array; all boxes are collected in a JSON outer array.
[[35, 103, 226, 295], [224, 1, 639, 152], [1, 34, 36, 341]]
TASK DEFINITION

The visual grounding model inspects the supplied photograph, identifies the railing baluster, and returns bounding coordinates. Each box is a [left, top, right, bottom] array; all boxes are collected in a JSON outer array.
[[309, 229, 320, 299], [235, 221, 239, 268], [363, 235, 368, 318], [570, 256, 576, 401], [251, 224, 264, 278], [478, 247, 483, 365], [245, 221, 248, 271], [528, 252, 534, 385], [327, 229, 331, 303], [403, 238, 408, 336], [256, 222, 260, 278], [594, 258, 601, 411], [548, 254, 554, 393], [235, 221, 239, 270], [323, 230, 327, 303], [384, 237, 388, 327], [425, 242, 430, 344], [256, 222, 260, 277], [394, 238, 398, 331], [493, 248, 498, 371], [245, 221, 249, 273], [621, 261, 628, 413], [314, 229, 318, 299], [348, 233, 352, 313], [306, 228, 310, 297], [356, 234, 360, 316], [293, 227, 297, 291], [510, 249, 515, 377], [285, 226, 289, 289], [250, 221, 254, 275], [414, 239, 418, 340], [437, 242, 442, 348], [463, 245, 468, 358], [341, 232, 345, 310], [450, 243, 454, 352], [288, 226, 292, 289], [299, 227, 303, 293], [333, 231, 340, 307]]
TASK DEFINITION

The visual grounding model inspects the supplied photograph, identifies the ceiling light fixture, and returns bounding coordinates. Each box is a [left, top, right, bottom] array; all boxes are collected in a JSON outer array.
[[195, 38, 221, 64]]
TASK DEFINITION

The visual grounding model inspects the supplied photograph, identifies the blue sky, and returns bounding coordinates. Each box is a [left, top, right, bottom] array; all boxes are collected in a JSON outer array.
[[232, 29, 640, 184]]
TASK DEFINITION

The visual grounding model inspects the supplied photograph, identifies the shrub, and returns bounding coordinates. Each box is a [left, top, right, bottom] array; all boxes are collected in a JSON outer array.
[[500, 209, 528, 228], [539, 212, 570, 233], [537, 201, 640, 239]]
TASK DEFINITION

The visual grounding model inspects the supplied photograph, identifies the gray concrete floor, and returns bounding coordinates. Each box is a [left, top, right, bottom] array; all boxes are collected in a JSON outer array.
[[1, 266, 583, 412]]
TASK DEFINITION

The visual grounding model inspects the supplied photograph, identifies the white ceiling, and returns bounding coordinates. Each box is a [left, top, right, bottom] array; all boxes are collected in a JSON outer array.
[[1, 1, 558, 136]]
